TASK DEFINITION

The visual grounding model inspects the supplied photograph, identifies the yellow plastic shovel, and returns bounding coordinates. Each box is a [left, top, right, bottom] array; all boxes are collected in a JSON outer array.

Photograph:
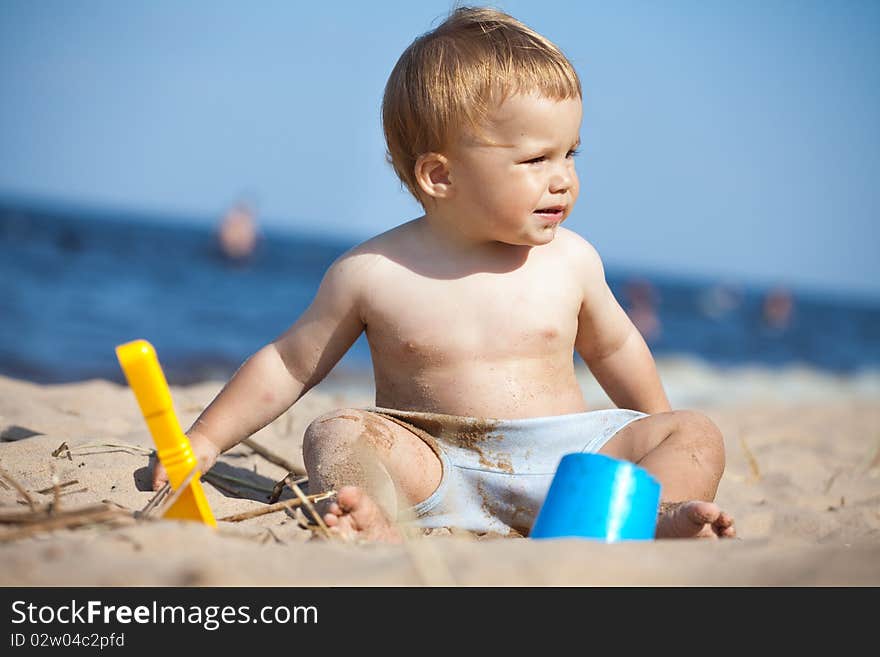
[[115, 339, 217, 527]]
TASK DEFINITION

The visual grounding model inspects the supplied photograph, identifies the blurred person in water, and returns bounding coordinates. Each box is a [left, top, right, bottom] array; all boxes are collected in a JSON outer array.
[[217, 200, 259, 261]]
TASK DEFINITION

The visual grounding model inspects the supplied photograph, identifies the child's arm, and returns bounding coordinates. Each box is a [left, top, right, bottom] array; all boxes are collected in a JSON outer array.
[[572, 240, 671, 415], [152, 252, 368, 489]]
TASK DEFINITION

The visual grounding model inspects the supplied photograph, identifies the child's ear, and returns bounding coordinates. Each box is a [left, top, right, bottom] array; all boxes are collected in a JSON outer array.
[[414, 153, 452, 200]]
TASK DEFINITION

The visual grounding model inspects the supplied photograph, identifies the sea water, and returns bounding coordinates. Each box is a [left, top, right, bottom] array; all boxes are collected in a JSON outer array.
[[2, 201, 878, 385]]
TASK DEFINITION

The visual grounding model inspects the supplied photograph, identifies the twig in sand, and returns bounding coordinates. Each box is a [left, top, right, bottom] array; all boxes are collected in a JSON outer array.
[[59, 441, 154, 459], [266, 527, 285, 544], [218, 490, 336, 522], [57, 487, 87, 498], [36, 480, 79, 495], [289, 479, 333, 539], [152, 468, 198, 519], [823, 468, 844, 494], [242, 438, 305, 476], [257, 527, 284, 545], [0, 503, 118, 524], [0, 507, 46, 523], [136, 483, 170, 519], [51, 442, 72, 460], [0, 505, 133, 543], [101, 499, 133, 512], [739, 436, 761, 482], [269, 472, 309, 504], [0, 465, 35, 511]]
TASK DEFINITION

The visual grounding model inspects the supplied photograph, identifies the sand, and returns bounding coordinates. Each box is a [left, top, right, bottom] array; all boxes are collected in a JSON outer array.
[[1, 358, 878, 586]]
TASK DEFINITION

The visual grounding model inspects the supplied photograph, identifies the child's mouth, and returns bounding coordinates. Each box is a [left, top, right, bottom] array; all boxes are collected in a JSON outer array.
[[534, 207, 565, 220]]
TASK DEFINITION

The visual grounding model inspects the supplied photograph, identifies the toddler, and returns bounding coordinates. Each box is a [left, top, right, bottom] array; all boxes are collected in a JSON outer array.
[[154, 7, 735, 542]]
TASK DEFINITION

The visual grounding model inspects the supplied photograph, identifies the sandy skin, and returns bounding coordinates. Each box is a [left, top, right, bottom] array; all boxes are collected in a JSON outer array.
[[324, 486, 736, 542], [323, 487, 405, 543], [656, 501, 736, 539]]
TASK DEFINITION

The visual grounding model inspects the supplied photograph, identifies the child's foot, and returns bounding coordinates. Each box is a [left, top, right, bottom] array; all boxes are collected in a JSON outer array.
[[655, 501, 736, 539], [323, 486, 403, 543]]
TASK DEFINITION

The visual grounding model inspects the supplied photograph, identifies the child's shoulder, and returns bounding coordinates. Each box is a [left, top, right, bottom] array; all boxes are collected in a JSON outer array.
[[350, 219, 417, 254], [551, 227, 605, 272], [335, 220, 416, 267], [322, 220, 417, 283]]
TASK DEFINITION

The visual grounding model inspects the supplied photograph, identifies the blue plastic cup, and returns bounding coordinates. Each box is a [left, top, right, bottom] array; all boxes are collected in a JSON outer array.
[[530, 453, 661, 541]]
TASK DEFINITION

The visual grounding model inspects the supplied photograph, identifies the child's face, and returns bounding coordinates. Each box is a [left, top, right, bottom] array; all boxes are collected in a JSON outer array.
[[447, 93, 582, 246]]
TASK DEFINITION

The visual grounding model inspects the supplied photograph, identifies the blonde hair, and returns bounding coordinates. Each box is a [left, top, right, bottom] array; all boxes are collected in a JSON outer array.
[[382, 6, 582, 202]]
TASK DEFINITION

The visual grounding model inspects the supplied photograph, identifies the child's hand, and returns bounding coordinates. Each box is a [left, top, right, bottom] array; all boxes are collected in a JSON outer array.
[[151, 432, 221, 491]]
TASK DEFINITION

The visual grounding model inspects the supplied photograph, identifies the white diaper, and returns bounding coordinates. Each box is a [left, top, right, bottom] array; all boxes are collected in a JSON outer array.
[[366, 407, 647, 536]]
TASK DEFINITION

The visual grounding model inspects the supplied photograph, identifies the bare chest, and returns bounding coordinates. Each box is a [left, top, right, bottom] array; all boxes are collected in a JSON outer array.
[[363, 270, 581, 365]]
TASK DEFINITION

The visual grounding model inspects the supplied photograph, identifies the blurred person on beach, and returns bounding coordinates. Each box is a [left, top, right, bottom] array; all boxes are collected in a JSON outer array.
[[216, 200, 258, 262], [153, 7, 734, 542], [698, 282, 743, 320], [762, 285, 794, 331]]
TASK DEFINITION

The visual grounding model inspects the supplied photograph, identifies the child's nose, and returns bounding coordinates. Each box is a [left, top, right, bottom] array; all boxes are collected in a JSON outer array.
[[549, 166, 573, 193]]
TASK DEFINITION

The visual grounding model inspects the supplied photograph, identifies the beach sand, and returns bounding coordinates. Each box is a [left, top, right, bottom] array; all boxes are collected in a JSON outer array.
[[1, 358, 878, 586]]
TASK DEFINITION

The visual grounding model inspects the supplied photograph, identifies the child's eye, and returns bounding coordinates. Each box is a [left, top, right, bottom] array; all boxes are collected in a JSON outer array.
[[521, 156, 546, 165], [566, 148, 581, 159]]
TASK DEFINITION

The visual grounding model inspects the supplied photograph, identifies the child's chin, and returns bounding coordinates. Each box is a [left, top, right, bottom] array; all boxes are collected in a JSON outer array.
[[497, 226, 558, 247], [530, 225, 559, 244]]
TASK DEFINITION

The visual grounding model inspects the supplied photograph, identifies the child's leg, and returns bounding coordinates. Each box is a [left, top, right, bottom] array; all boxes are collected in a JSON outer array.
[[599, 410, 736, 538], [302, 408, 442, 538]]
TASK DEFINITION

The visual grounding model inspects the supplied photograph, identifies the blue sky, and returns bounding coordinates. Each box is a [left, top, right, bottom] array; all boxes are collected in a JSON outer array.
[[1, 1, 878, 299]]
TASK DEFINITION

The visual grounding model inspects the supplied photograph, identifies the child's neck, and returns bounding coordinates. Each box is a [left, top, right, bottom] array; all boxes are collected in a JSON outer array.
[[417, 212, 532, 270]]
